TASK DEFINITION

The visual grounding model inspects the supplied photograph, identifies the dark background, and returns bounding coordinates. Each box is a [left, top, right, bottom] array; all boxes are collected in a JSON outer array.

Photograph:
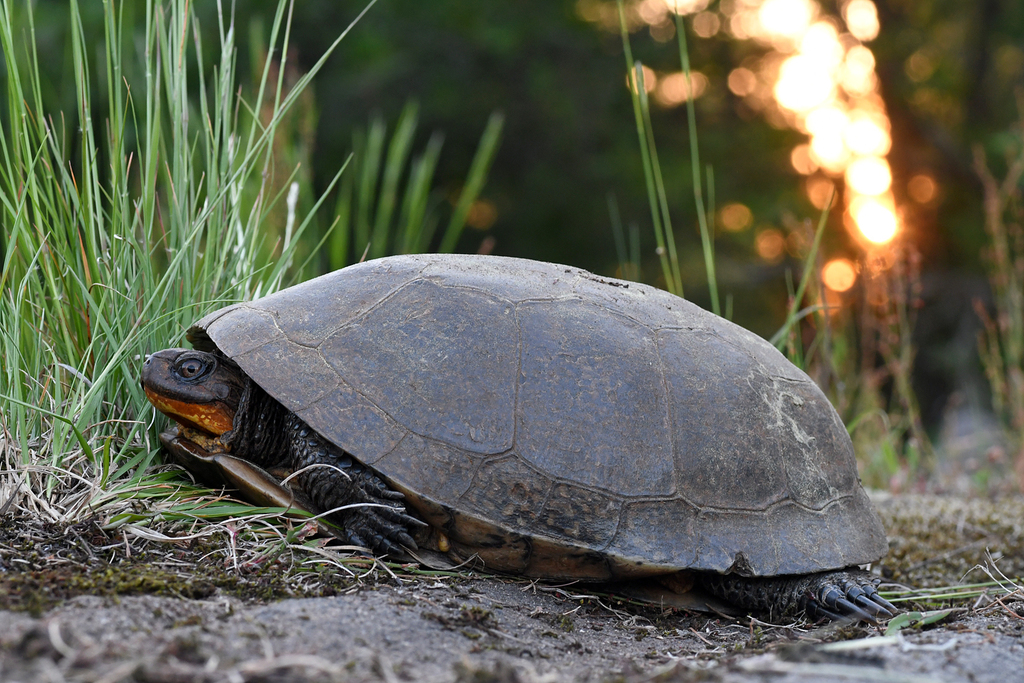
[[24, 0, 1024, 438]]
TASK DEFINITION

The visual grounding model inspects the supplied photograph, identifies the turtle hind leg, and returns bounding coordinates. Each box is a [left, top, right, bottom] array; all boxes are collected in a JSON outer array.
[[283, 413, 424, 556], [806, 572, 898, 622], [699, 569, 896, 623]]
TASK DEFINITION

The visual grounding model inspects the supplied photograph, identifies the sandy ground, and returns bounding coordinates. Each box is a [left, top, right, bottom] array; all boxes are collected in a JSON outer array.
[[1, 579, 1022, 682], [2, 494, 1023, 682]]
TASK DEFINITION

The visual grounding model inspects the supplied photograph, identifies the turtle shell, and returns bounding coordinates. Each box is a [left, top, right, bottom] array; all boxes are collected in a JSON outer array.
[[188, 254, 888, 581]]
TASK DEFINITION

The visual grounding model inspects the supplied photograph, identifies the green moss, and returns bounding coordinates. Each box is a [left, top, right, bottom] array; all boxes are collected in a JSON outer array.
[[0, 516, 364, 616]]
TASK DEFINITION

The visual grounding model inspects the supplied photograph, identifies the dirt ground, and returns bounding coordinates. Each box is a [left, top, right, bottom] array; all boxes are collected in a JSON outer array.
[[2, 494, 1024, 683]]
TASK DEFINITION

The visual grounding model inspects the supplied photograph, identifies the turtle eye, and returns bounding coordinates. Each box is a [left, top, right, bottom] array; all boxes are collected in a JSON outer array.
[[176, 356, 211, 381]]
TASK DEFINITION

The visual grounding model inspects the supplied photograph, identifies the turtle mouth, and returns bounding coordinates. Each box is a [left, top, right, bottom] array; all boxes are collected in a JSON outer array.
[[159, 423, 232, 456], [143, 386, 235, 437]]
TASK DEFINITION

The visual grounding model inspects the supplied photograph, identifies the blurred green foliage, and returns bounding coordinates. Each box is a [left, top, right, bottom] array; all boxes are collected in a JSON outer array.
[[14, 1, 1024, 325], [874, 0, 1024, 268], [12, 0, 1024, 450], [213, 0, 1023, 338], [213, 0, 814, 337]]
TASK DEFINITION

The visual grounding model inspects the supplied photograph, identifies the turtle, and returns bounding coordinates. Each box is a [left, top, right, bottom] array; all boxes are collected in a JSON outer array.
[[142, 254, 895, 622]]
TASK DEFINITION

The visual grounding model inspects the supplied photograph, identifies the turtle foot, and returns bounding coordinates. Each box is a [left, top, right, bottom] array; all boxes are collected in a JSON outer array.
[[308, 474, 422, 556], [309, 464, 423, 556], [700, 568, 895, 623], [286, 414, 424, 556], [334, 453, 426, 554], [799, 571, 896, 623], [344, 510, 420, 557]]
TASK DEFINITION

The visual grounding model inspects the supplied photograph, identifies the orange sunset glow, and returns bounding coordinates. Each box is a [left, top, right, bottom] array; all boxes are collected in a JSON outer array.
[[580, 0, 905, 248]]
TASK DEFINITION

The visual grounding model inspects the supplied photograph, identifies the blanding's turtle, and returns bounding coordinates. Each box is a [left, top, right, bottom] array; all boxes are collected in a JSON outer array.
[[142, 254, 894, 621]]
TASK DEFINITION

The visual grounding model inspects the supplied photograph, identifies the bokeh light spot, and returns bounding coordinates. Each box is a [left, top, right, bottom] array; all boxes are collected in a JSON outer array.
[[841, 45, 877, 95], [758, 0, 815, 43], [728, 67, 757, 96], [466, 199, 498, 230], [907, 174, 937, 203], [905, 50, 936, 82], [756, 228, 786, 262], [692, 11, 721, 37], [845, 156, 892, 195], [720, 202, 754, 231], [842, 0, 879, 42], [654, 71, 708, 106], [809, 129, 850, 174], [626, 64, 658, 93], [638, 0, 669, 25], [800, 22, 844, 72], [995, 45, 1024, 81], [666, 0, 711, 15], [851, 196, 898, 244], [845, 110, 891, 155], [822, 257, 858, 292], [805, 106, 849, 137], [728, 9, 760, 40], [805, 177, 835, 209], [775, 55, 835, 112], [791, 144, 818, 175], [650, 20, 677, 42]]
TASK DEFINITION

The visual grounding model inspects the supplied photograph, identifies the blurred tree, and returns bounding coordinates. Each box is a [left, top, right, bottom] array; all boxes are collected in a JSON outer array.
[[869, 0, 1024, 434], [19, 0, 1024, 440], [874, 0, 1024, 268], [211, 0, 811, 333]]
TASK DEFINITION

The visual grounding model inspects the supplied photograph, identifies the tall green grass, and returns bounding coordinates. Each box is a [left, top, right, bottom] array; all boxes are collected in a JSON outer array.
[[615, 2, 827, 344], [0, 0, 346, 517], [611, 8, 937, 487], [0, 0, 501, 521], [329, 102, 503, 268]]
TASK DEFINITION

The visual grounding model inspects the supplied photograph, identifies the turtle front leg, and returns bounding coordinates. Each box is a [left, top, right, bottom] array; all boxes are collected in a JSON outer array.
[[700, 569, 897, 623], [284, 414, 423, 555]]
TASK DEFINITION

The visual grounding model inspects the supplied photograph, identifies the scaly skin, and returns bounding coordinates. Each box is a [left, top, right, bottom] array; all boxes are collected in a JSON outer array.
[[700, 569, 896, 622], [225, 377, 422, 554], [284, 412, 420, 553]]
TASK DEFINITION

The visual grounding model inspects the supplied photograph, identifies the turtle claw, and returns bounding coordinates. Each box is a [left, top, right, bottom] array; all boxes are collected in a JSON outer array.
[[404, 514, 430, 528], [842, 577, 896, 618], [346, 500, 422, 555], [809, 603, 846, 622], [374, 530, 418, 556], [368, 533, 388, 553], [802, 572, 896, 623], [375, 503, 429, 530], [395, 530, 419, 551], [346, 529, 372, 553], [875, 595, 897, 614], [345, 513, 417, 556], [839, 582, 890, 618], [853, 594, 886, 616], [860, 586, 897, 616], [852, 591, 896, 618], [833, 597, 877, 624]]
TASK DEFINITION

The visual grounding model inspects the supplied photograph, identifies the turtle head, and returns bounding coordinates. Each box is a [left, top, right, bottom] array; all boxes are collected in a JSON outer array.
[[141, 348, 245, 437]]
